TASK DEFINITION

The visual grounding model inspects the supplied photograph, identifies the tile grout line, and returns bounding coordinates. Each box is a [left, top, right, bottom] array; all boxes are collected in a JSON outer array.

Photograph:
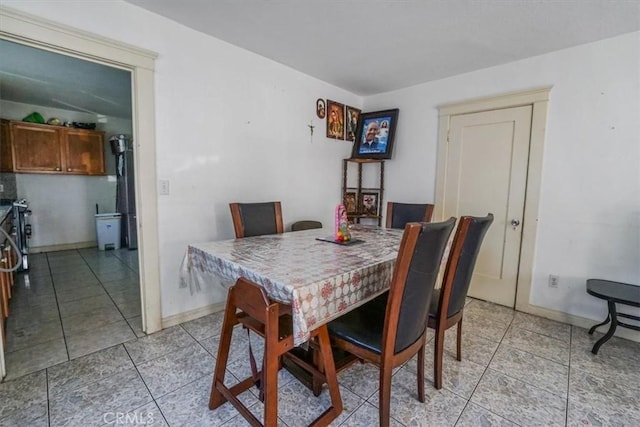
[[77, 249, 139, 338], [45, 367, 51, 427], [467, 309, 572, 425], [565, 326, 573, 427], [46, 251, 71, 364], [120, 343, 172, 426], [455, 304, 517, 425]]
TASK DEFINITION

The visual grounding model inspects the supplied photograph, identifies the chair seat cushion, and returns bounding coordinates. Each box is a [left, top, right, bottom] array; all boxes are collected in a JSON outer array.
[[327, 292, 388, 355]]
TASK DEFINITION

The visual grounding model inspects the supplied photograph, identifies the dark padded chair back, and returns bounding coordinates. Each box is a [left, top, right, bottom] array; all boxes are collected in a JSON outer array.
[[386, 202, 435, 229], [230, 202, 283, 238], [392, 218, 455, 353], [445, 214, 493, 317], [291, 220, 322, 232]]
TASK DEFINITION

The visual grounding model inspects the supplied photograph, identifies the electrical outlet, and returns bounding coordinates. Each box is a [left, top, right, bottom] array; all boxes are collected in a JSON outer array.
[[159, 179, 170, 195], [0, 184, 4, 192], [549, 274, 559, 288]]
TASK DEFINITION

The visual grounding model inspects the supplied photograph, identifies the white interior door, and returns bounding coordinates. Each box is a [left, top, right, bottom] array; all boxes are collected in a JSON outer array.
[[443, 105, 532, 307]]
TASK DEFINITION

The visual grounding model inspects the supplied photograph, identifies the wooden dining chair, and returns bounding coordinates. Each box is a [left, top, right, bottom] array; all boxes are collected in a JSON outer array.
[[290, 220, 322, 232], [209, 277, 342, 426], [385, 202, 434, 229], [428, 213, 493, 389], [229, 202, 284, 238], [327, 218, 456, 427]]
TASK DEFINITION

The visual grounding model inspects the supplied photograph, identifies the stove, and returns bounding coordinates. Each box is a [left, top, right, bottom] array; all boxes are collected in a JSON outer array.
[[12, 199, 31, 271]]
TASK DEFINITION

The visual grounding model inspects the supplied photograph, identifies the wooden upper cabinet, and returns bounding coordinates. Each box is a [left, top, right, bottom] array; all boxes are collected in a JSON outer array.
[[11, 122, 64, 173], [3, 120, 106, 175], [0, 119, 12, 172], [65, 128, 105, 175]]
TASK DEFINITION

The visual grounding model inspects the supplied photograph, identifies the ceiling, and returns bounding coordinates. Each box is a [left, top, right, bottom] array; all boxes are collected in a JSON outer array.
[[0, 1, 638, 119], [0, 40, 132, 119], [125, 0, 640, 95]]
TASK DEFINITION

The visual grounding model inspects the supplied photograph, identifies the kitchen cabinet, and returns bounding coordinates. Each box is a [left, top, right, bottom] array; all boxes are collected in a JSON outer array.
[[0, 120, 12, 172], [64, 128, 105, 174], [1, 120, 105, 175]]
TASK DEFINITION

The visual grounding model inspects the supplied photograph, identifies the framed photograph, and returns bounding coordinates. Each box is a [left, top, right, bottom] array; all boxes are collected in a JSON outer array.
[[344, 191, 357, 214], [316, 98, 326, 119], [326, 100, 345, 139], [345, 106, 361, 142], [351, 109, 399, 159], [360, 191, 379, 216]]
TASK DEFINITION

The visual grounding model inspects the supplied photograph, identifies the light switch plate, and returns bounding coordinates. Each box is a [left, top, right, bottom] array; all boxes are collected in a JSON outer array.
[[159, 179, 170, 195]]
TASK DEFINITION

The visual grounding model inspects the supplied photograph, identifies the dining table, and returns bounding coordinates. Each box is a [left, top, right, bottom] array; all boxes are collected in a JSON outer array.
[[179, 224, 405, 425], [180, 225, 404, 345]]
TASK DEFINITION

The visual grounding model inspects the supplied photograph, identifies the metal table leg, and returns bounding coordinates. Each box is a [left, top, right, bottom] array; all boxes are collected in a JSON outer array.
[[591, 301, 618, 355], [588, 313, 610, 335]]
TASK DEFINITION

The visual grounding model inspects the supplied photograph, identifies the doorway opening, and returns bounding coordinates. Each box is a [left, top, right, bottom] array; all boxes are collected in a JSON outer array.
[[0, 6, 161, 378]]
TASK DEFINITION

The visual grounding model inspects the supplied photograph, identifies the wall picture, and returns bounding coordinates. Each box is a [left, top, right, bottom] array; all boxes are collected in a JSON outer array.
[[345, 106, 361, 142], [326, 99, 345, 139], [351, 109, 399, 159], [360, 191, 379, 216], [316, 98, 326, 119], [344, 191, 357, 214]]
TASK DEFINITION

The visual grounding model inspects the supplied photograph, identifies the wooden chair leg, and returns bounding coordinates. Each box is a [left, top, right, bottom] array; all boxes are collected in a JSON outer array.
[[456, 317, 463, 361], [434, 326, 445, 390], [209, 300, 240, 409], [308, 325, 343, 427], [263, 308, 280, 427], [379, 364, 393, 427], [417, 344, 425, 402], [311, 346, 325, 397]]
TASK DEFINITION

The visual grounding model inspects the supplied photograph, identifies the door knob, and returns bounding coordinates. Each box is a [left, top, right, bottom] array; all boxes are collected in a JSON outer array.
[[511, 219, 520, 229]]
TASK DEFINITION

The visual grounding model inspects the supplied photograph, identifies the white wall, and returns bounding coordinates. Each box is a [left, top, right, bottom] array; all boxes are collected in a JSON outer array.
[[364, 32, 640, 326], [3, 1, 361, 317], [0, 100, 132, 248]]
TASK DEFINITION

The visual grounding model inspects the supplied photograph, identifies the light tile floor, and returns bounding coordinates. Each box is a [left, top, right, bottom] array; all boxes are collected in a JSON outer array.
[[1, 250, 639, 426], [3, 249, 142, 381]]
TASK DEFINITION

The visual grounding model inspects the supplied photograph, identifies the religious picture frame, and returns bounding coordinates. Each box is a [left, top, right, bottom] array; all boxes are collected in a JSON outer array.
[[359, 191, 379, 216], [316, 98, 326, 119], [326, 99, 345, 139], [345, 106, 361, 142], [344, 191, 357, 214]]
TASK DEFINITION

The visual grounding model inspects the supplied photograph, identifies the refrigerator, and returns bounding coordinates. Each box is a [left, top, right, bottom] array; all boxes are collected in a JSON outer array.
[[110, 134, 138, 249]]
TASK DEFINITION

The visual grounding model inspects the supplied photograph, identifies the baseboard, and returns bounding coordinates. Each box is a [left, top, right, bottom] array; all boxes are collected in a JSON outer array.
[[161, 302, 226, 329], [521, 303, 640, 343], [31, 241, 97, 253]]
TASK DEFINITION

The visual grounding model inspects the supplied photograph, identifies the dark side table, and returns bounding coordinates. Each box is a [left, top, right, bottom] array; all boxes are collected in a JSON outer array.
[[586, 279, 640, 354]]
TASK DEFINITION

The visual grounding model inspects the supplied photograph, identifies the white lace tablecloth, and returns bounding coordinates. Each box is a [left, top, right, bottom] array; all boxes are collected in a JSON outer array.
[[179, 226, 404, 345]]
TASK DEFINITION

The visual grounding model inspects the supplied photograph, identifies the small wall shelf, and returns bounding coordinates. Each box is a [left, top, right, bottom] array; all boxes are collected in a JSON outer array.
[[341, 158, 384, 226]]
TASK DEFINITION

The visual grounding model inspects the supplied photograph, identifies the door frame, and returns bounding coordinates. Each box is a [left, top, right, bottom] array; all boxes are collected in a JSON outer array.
[[0, 7, 162, 334], [434, 87, 551, 312]]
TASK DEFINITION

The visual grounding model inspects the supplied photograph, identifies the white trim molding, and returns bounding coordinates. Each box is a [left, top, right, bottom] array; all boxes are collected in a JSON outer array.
[[162, 302, 226, 329]]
